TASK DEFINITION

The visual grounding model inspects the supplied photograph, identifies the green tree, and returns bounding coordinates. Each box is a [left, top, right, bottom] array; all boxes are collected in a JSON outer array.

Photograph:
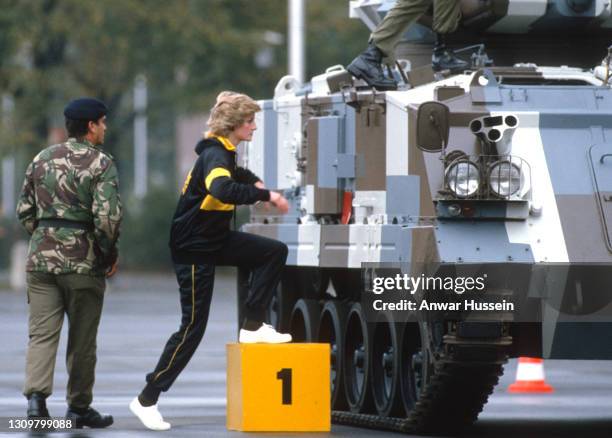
[[1, 0, 368, 157]]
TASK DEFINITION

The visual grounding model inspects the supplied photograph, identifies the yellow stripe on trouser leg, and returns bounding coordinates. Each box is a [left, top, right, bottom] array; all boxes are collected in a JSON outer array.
[[153, 265, 196, 381]]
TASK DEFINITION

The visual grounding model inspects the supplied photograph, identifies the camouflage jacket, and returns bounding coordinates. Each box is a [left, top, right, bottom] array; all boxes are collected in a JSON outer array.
[[16, 138, 122, 276]]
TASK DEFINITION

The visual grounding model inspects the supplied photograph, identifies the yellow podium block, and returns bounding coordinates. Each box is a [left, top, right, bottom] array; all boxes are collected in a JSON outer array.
[[226, 343, 330, 432]]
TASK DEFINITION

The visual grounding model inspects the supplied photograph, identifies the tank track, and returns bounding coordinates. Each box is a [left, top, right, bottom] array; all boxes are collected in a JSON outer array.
[[332, 342, 507, 434]]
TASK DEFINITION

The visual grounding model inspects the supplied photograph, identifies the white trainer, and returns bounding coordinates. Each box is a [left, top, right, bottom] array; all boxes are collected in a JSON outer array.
[[129, 397, 171, 431], [239, 323, 292, 344]]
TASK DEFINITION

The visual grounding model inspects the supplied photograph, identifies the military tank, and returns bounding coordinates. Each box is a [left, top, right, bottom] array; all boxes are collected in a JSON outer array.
[[236, 0, 612, 433]]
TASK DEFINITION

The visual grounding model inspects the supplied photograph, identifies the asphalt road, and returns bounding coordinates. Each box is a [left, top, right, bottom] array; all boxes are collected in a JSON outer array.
[[1, 269, 611, 437]]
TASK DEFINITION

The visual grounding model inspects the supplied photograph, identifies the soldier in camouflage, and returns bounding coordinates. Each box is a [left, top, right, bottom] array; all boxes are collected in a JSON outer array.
[[16, 97, 122, 429]]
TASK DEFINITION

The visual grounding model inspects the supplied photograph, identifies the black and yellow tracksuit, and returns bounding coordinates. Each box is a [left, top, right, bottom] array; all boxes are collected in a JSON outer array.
[[142, 136, 288, 397]]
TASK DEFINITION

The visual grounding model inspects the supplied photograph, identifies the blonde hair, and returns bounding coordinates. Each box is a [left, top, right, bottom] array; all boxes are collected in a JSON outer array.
[[206, 91, 261, 138]]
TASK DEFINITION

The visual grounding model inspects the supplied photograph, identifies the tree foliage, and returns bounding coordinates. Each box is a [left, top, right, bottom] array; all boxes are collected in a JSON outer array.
[[0, 0, 368, 157]]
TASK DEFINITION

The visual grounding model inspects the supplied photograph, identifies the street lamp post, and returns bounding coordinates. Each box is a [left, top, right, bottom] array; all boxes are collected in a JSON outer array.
[[134, 75, 148, 199], [288, 0, 306, 84], [1, 94, 15, 218]]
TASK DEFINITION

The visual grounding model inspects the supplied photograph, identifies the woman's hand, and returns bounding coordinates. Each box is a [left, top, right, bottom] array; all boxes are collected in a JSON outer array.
[[269, 191, 289, 214], [255, 180, 289, 214]]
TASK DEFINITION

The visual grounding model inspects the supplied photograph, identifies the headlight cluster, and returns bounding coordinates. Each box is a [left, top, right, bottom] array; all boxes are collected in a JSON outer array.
[[445, 158, 524, 198]]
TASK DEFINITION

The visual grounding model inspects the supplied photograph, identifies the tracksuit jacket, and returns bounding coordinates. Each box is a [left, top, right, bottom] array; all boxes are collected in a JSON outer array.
[[169, 135, 270, 261]]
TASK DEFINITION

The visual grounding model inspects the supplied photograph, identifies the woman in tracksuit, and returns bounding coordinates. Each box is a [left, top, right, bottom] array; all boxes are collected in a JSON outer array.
[[130, 91, 291, 431]]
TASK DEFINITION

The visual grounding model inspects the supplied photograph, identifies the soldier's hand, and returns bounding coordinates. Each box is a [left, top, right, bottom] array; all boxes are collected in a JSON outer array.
[[106, 260, 118, 278], [270, 191, 289, 214]]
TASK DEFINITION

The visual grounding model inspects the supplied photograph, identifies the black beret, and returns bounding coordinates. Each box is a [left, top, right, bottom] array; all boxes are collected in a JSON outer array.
[[64, 97, 108, 121]]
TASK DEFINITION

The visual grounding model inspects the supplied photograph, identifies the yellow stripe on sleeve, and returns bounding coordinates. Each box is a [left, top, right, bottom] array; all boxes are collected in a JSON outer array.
[[200, 195, 235, 211], [205, 167, 231, 191]]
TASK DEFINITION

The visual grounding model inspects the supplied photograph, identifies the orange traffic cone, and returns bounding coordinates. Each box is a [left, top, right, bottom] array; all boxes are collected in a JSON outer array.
[[508, 357, 554, 393]]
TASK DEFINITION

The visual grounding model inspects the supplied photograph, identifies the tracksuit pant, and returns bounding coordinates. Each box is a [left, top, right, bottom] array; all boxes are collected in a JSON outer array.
[[144, 231, 288, 392]]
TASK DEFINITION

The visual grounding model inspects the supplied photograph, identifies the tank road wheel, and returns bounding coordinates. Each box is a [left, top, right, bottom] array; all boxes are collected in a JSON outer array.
[[317, 300, 350, 410], [371, 313, 404, 418], [297, 267, 330, 299], [343, 302, 375, 413], [399, 320, 506, 433], [289, 299, 321, 342], [399, 321, 427, 414], [332, 317, 506, 433], [266, 266, 299, 332]]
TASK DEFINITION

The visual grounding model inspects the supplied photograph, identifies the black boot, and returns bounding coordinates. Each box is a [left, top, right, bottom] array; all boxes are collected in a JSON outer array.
[[66, 406, 114, 429], [27, 392, 50, 418], [347, 41, 397, 90], [432, 33, 468, 73]]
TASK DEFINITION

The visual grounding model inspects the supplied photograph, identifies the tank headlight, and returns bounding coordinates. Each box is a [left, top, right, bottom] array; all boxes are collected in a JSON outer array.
[[488, 160, 521, 197], [446, 160, 480, 198]]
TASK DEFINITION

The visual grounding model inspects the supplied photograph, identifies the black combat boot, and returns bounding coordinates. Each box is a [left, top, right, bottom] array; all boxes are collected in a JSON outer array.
[[66, 406, 114, 429], [347, 41, 397, 90], [27, 392, 50, 418], [432, 33, 468, 73]]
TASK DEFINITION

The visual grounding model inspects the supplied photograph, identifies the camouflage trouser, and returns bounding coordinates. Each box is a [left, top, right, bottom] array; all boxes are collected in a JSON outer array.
[[371, 0, 461, 58], [23, 272, 105, 409]]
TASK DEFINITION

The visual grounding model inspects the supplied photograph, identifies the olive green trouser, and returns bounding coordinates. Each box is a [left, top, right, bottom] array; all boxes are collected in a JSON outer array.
[[23, 272, 105, 409], [371, 0, 461, 58]]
